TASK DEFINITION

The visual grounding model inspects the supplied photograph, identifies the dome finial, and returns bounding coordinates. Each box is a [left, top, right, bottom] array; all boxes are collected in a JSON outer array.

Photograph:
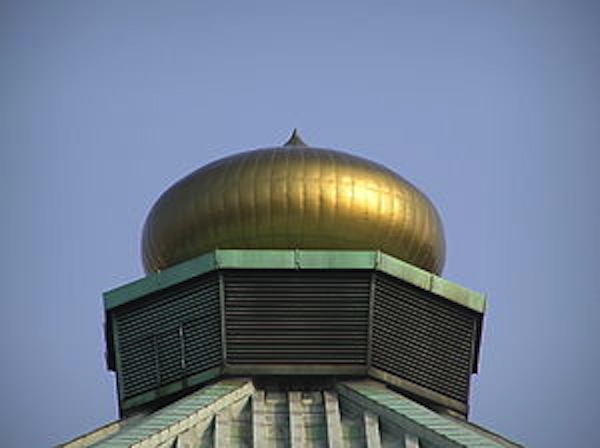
[[284, 129, 307, 147]]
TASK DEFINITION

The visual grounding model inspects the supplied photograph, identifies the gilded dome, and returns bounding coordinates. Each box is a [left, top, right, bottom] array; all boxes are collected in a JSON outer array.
[[142, 132, 446, 274]]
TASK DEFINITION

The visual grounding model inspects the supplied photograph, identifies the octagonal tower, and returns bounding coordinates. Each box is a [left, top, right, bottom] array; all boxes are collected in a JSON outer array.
[[65, 133, 521, 447]]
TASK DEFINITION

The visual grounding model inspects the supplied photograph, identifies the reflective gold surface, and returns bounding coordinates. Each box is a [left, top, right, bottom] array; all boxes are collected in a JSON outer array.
[[142, 138, 445, 274]]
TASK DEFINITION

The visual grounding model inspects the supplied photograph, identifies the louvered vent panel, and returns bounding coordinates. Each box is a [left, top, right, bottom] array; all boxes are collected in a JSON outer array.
[[224, 270, 370, 364], [371, 273, 477, 403], [114, 273, 221, 399]]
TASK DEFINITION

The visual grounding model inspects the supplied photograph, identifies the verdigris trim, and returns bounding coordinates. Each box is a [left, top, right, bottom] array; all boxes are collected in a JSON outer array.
[[104, 252, 217, 310], [223, 364, 367, 376], [216, 249, 296, 269], [431, 276, 487, 313], [368, 367, 467, 415], [298, 250, 377, 269], [112, 314, 125, 400], [120, 366, 222, 412], [104, 249, 486, 313]]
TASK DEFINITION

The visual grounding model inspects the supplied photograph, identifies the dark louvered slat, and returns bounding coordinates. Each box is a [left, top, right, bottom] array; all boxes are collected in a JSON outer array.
[[110, 265, 480, 412], [371, 272, 478, 403], [224, 270, 370, 365], [114, 273, 222, 399]]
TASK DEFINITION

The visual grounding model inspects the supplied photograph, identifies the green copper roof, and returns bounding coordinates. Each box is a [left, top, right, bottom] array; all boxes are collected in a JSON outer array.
[[338, 381, 520, 447], [89, 379, 252, 447], [70, 378, 520, 448], [104, 250, 486, 313]]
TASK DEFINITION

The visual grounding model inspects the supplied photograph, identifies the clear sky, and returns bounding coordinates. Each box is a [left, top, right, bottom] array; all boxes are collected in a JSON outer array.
[[1, 1, 599, 446]]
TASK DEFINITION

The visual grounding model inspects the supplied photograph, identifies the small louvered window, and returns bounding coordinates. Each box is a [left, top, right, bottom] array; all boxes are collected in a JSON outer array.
[[113, 273, 222, 399]]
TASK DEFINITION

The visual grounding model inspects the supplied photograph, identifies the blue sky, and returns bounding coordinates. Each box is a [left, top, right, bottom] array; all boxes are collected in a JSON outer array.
[[1, 1, 599, 446]]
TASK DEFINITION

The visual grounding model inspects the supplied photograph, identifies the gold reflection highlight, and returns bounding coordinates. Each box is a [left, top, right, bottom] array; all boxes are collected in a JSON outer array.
[[142, 141, 445, 274]]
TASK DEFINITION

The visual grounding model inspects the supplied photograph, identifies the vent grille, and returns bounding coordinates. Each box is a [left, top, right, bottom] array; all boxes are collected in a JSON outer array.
[[108, 264, 481, 411], [114, 273, 221, 399], [371, 273, 477, 402], [224, 270, 370, 364]]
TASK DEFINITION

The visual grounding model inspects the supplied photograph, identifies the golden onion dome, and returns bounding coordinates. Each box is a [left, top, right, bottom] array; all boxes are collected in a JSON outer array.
[[142, 131, 446, 274]]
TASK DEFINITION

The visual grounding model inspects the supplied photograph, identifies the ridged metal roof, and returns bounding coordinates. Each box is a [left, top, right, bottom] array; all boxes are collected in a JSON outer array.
[[63, 378, 521, 448], [140, 134, 446, 275]]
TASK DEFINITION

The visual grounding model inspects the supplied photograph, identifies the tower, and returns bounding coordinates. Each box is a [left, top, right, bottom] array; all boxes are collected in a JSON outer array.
[[63, 132, 521, 447]]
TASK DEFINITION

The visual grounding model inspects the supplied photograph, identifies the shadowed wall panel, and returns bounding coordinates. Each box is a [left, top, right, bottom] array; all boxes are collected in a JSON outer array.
[[113, 273, 221, 400], [371, 272, 479, 403], [223, 270, 370, 365]]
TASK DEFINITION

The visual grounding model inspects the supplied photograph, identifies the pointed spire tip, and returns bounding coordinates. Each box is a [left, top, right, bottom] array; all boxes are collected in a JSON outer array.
[[283, 129, 307, 147]]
